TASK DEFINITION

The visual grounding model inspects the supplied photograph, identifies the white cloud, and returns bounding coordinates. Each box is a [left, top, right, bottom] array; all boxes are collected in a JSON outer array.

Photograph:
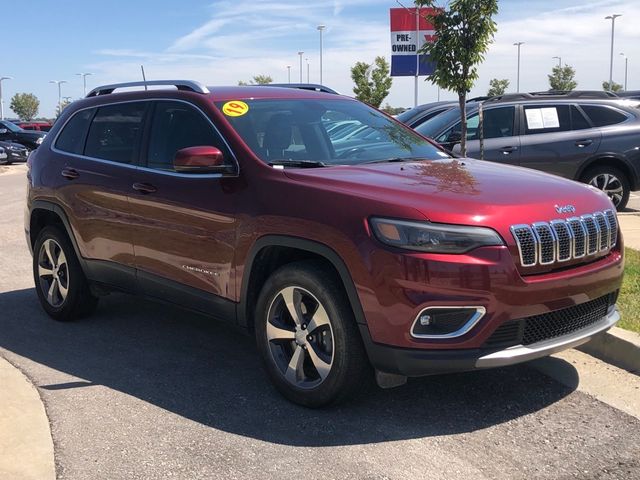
[[83, 0, 640, 114]]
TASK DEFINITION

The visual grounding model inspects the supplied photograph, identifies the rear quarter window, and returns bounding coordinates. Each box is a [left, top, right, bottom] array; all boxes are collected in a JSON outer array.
[[580, 105, 628, 127], [54, 108, 95, 155]]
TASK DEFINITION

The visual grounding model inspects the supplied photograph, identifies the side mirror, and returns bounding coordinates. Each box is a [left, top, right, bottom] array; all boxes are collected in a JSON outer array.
[[173, 146, 230, 174], [0, 129, 8, 134]]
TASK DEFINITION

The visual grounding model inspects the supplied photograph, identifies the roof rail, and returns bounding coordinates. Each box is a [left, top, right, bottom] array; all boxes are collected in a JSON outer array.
[[485, 90, 618, 104], [256, 83, 340, 94], [86, 80, 210, 98]]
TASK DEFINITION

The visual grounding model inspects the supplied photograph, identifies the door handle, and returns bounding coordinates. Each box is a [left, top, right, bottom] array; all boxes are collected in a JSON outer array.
[[575, 139, 593, 148], [61, 168, 79, 180], [501, 146, 518, 154], [132, 182, 157, 194]]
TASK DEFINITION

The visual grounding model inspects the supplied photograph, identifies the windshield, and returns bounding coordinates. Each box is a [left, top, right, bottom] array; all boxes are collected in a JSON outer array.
[[216, 98, 448, 166], [0, 121, 22, 133], [414, 107, 465, 138]]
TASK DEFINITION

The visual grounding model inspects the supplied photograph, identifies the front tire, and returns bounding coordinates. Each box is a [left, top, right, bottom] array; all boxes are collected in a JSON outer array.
[[255, 261, 369, 407], [581, 166, 630, 211], [33, 226, 98, 321]]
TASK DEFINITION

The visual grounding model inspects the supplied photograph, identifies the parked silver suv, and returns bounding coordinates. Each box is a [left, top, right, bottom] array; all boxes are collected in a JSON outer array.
[[412, 93, 640, 210]]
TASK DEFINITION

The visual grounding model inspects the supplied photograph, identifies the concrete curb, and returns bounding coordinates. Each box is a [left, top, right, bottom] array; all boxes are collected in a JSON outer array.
[[0, 356, 56, 480], [578, 326, 640, 375]]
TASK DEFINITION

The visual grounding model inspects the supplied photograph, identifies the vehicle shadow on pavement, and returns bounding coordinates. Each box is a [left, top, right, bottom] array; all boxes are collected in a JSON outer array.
[[0, 288, 579, 447]]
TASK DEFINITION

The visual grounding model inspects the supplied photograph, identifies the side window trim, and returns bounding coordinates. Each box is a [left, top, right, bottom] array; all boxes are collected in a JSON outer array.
[[50, 98, 239, 177]]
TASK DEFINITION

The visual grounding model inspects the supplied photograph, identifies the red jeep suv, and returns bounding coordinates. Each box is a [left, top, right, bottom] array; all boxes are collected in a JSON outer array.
[[25, 80, 624, 407]]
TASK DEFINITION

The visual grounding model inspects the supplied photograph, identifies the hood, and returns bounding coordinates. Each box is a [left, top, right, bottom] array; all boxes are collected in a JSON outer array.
[[283, 158, 614, 229], [16, 130, 46, 139]]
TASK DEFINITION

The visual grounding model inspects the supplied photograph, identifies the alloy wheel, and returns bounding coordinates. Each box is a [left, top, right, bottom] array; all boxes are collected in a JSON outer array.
[[37, 238, 69, 308], [265, 286, 334, 389], [589, 173, 624, 207]]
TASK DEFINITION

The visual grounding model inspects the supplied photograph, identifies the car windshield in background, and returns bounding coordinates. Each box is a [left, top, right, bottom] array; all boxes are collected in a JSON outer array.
[[216, 98, 448, 166], [414, 107, 464, 138], [0, 121, 23, 133]]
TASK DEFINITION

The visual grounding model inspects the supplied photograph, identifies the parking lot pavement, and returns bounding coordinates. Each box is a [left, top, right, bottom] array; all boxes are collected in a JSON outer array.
[[625, 192, 640, 214], [1, 166, 640, 479]]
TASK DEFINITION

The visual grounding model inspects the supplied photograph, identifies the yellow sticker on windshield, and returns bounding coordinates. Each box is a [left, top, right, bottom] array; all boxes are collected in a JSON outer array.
[[222, 101, 249, 117]]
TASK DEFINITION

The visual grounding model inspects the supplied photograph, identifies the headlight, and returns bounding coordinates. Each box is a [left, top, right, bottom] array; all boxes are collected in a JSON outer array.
[[36, 136, 44, 144], [370, 217, 504, 254]]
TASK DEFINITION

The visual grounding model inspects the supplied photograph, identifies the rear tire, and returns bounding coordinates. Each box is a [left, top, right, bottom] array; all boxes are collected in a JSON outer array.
[[33, 226, 98, 321], [255, 260, 370, 407], [581, 165, 630, 211]]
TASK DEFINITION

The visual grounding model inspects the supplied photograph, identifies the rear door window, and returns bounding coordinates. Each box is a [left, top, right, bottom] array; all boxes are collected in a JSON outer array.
[[55, 108, 95, 154], [523, 105, 570, 134], [580, 105, 628, 127], [571, 106, 591, 130], [84, 102, 147, 164]]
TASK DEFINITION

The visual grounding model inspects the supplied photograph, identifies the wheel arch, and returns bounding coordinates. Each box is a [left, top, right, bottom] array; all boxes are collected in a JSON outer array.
[[29, 201, 86, 269], [238, 236, 367, 331], [576, 155, 638, 191]]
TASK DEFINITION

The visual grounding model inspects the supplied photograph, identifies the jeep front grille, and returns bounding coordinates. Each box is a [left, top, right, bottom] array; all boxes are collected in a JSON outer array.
[[510, 209, 618, 268]]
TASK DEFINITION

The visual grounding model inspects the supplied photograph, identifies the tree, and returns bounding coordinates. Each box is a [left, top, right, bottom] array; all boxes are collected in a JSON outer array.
[[602, 80, 623, 92], [10, 93, 40, 121], [238, 75, 273, 86], [487, 78, 509, 96], [350, 56, 393, 108], [55, 99, 71, 119], [381, 104, 407, 115], [418, 0, 499, 156], [548, 65, 577, 91]]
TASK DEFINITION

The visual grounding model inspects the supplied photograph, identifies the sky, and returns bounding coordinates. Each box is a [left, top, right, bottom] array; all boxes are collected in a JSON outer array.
[[3, 0, 639, 118]]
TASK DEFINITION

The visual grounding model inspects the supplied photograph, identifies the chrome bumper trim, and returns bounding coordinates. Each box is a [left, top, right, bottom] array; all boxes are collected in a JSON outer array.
[[475, 308, 620, 368]]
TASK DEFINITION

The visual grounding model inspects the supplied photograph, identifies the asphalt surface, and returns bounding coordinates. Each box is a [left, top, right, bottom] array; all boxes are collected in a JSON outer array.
[[1, 164, 639, 480]]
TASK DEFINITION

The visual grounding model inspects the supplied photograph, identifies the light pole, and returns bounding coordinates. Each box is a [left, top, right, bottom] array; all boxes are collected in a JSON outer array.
[[286, 65, 291, 84], [317, 25, 326, 85], [552, 56, 562, 68], [50, 80, 67, 115], [605, 14, 622, 90], [306, 58, 310, 83], [298, 51, 304, 83], [620, 53, 628, 91], [76, 72, 92, 96], [514, 42, 524, 92], [0, 76, 12, 120]]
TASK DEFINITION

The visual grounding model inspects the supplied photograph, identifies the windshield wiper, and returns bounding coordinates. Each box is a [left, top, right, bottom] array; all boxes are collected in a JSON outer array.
[[269, 159, 326, 168], [362, 157, 428, 164]]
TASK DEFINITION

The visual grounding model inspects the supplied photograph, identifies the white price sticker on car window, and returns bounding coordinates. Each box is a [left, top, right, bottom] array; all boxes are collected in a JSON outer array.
[[525, 107, 560, 129]]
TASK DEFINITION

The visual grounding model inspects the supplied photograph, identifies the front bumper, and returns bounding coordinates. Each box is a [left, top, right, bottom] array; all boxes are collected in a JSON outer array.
[[361, 306, 619, 377]]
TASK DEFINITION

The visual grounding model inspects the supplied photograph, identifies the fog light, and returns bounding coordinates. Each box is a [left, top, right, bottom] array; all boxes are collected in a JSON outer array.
[[411, 306, 486, 339]]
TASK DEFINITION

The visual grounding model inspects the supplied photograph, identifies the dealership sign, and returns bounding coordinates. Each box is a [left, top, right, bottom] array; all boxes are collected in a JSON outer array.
[[389, 7, 436, 77]]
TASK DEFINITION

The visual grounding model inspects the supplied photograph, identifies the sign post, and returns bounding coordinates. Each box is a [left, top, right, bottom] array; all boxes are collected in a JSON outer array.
[[390, 6, 437, 107]]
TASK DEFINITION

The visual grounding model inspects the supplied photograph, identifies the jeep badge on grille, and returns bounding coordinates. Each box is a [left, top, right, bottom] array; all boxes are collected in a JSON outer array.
[[555, 204, 576, 214]]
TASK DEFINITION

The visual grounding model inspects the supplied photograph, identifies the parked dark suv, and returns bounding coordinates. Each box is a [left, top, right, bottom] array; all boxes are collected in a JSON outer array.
[[26, 80, 623, 407], [413, 94, 640, 210], [0, 120, 46, 150]]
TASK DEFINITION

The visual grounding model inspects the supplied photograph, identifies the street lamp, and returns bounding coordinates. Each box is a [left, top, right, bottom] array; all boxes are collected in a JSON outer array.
[[286, 65, 291, 84], [0, 76, 12, 120], [298, 51, 304, 83], [76, 72, 92, 96], [552, 56, 562, 68], [513, 42, 524, 92], [306, 58, 310, 83], [620, 53, 628, 91], [49, 80, 67, 115], [317, 25, 326, 85], [605, 14, 622, 90]]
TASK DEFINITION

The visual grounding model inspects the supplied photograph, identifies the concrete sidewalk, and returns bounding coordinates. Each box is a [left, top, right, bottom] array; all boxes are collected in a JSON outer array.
[[619, 213, 640, 250], [0, 357, 55, 480]]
